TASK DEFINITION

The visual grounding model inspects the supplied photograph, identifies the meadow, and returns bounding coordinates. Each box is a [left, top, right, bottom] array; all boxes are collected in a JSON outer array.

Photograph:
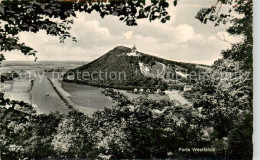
[[117, 90, 170, 101], [61, 81, 112, 109]]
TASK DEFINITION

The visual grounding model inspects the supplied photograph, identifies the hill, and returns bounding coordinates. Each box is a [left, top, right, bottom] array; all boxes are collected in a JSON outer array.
[[63, 46, 210, 90]]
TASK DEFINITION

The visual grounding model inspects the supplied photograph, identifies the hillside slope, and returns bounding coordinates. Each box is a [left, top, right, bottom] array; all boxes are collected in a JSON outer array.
[[64, 46, 210, 90]]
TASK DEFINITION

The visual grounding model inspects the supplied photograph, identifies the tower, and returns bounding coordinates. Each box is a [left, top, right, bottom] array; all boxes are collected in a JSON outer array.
[[132, 45, 137, 54]]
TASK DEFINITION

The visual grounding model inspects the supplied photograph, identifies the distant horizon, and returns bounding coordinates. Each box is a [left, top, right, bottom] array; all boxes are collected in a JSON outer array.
[[2, 45, 213, 66], [2, 58, 212, 66], [3, 0, 240, 65], [3, 41, 222, 65]]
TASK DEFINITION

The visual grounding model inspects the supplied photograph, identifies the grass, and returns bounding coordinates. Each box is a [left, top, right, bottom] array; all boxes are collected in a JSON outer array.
[[47, 78, 74, 109], [117, 90, 170, 101], [61, 81, 112, 109], [4, 93, 31, 104]]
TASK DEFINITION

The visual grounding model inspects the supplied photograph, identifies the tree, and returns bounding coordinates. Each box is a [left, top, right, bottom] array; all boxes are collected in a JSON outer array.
[[51, 111, 96, 158], [228, 112, 253, 159], [196, 2, 253, 157], [0, 105, 36, 159], [193, 58, 252, 157], [196, 0, 253, 71]]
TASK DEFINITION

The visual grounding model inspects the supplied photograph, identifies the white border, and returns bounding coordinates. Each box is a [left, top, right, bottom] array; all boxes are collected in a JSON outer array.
[[254, 0, 260, 159]]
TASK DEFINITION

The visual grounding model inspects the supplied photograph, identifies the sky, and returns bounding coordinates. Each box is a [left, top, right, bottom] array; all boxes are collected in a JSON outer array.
[[4, 0, 242, 65]]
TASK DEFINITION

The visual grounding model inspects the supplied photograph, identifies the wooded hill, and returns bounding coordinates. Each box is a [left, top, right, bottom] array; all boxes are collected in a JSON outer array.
[[64, 46, 210, 90]]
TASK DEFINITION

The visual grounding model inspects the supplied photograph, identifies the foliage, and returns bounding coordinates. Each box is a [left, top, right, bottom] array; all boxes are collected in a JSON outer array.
[[196, 0, 253, 71], [228, 112, 253, 159], [64, 46, 204, 90], [0, 71, 19, 82], [195, 1, 253, 158], [0, 92, 214, 159], [191, 59, 252, 158]]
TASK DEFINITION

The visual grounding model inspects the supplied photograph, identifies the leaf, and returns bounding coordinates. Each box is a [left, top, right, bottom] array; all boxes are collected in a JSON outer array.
[[0, 6, 4, 14], [26, 8, 34, 14], [161, 18, 166, 23], [100, 12, 106, 18], [71, 12, 76, 17], [173, 0, 177, 7]]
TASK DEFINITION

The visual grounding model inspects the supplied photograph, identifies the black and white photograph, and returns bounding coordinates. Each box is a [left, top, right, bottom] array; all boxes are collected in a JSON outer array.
[[0, 0, 254, 159]]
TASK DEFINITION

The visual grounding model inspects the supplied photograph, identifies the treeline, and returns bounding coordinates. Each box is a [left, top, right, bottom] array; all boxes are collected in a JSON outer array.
[[0, 82, 252, 159], [63, 77, 168, 91], [139, 53, 204, 73], [0, 72, 19, 82], [0, 98, 214, 159]]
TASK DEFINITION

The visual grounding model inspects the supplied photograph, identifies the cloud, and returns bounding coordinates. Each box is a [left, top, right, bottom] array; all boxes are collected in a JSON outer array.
[[208, 31, 242, 49], [179, 4, 203, 8], [174, 24, 203, 43], [4, 12, 115, 61], [178, 0, 213, 8], [122, 31, 133, 40], [4, 50, 35, 61], [71, 12, 113, 48], [3, 2, 242, 65]]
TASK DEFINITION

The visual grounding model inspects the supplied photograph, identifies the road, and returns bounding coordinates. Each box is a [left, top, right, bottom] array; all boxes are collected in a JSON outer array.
[[30, 75, 70, 114]]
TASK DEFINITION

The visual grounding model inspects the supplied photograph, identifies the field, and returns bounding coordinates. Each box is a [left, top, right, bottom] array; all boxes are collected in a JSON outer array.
[[61, 81, 112, 109], [0, 76, 32, 104], [1, 61, 84, 114], [165, 90, 191, 105], [117, 89, 190, 105], [117, 90, 170, 101]]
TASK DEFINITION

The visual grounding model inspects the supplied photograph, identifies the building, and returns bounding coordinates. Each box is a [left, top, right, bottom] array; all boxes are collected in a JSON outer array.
[[139, 89, 144, 93], [134, 88, 138, 93], [156, 89, 161, 94], [183, 85, 192, 91], [132, 45, 137, 53], [127, 45, 139, 56]]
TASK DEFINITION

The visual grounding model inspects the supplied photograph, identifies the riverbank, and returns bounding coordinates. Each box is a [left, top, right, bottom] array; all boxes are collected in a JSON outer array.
[[49, 79, 104, 116], [1, 73, 34, 104], [30, 75, 70, 114]]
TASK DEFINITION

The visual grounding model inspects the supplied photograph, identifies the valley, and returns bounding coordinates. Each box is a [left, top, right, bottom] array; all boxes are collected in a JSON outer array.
[[1, 61, 109, 115], [0, 46, 209, 115], [30, 74, 69, 114]]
